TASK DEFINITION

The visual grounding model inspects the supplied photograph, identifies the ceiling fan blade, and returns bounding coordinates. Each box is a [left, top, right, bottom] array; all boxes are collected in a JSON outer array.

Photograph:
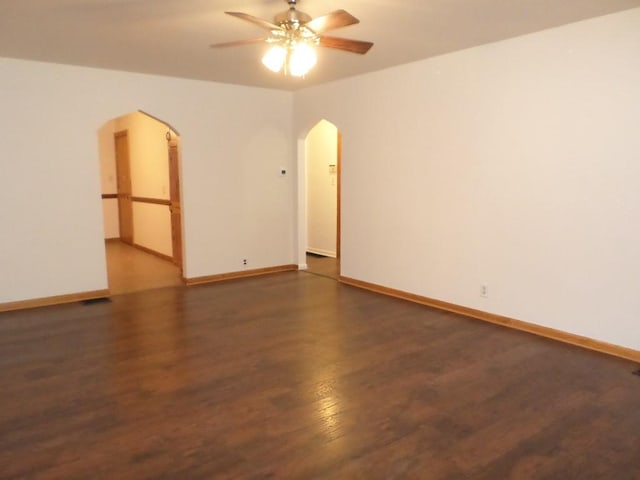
[[225, 11, 283, 32], [305, 10, 359, 34], [318, 36, 374, 55], [210, 38, 266, 48]]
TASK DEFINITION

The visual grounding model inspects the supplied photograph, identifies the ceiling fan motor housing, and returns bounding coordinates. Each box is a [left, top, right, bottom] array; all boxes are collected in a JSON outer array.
[[275, 8, 312, 28]]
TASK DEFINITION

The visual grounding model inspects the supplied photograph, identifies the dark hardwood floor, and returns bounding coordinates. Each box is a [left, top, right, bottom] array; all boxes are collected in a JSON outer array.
[[1, 271, 639, 479]]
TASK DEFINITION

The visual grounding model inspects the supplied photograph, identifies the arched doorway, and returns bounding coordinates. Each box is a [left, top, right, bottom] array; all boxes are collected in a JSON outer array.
[[302, 119, 341, 279], [98, 111, 185, 294]]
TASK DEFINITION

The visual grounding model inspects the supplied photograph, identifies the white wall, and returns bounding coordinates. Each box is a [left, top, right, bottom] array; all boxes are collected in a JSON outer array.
[[101, 200, 120, 239], [294, 8, 640, 350], [132, 202, 173, 256], [123, 112, 171, 200], [0, 58, 295, 303], [306, 120, 338, 257]]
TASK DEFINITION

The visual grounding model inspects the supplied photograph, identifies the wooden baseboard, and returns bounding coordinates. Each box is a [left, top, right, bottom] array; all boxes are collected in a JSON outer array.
[[0, 289, 110, 313], [133, 243, 174, 263], [340, 276, 640, 363], [185, 265, 298, 286], [307, 248, 337, 258]]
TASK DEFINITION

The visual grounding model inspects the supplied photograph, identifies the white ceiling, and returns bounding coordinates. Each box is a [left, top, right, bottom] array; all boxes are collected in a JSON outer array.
[[1, 0, 639, 91]]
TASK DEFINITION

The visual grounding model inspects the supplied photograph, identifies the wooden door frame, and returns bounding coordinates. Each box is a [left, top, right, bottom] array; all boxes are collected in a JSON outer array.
[[336, 131, 342, 259], [167, 136, 184, 274], [114, 130, 134, 245]]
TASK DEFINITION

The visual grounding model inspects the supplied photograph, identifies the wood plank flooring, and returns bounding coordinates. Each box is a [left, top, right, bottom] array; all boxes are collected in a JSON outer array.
[[1, 271, 639, 479], [105, 240, 182, 295]]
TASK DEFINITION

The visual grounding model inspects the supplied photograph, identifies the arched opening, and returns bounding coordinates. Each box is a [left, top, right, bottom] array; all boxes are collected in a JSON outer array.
[[301, 119, 341, 279], [98, 111, 184, 294]]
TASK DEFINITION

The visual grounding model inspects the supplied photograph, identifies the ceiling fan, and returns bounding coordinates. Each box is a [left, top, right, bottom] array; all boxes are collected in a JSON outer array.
[[210, 0, 373, 77]]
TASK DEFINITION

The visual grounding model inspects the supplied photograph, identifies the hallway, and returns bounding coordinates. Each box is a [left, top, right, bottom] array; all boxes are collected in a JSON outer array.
[[105, 240, 182, 295]]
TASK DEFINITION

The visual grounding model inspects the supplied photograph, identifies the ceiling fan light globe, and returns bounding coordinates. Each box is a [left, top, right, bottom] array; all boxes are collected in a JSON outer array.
[[262, 45, 287, 73], [289, 42, 317, 77]]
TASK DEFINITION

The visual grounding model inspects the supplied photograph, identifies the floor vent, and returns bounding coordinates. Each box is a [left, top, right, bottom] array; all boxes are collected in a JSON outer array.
[[81, 297, 111, 305]]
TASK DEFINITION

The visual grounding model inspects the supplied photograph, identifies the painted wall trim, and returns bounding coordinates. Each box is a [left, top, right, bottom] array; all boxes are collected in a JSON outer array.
[[131, 196, 171, 206], [0, 289, 110, 313], [184, 265, 298, 286], [340, 276, 640, 363], [101, 193, 170, 206]]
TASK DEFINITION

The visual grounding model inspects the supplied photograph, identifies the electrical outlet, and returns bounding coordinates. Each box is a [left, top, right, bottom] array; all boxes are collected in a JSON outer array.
[[480, 284, 488, 298], [243, 259, 247, 266]]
